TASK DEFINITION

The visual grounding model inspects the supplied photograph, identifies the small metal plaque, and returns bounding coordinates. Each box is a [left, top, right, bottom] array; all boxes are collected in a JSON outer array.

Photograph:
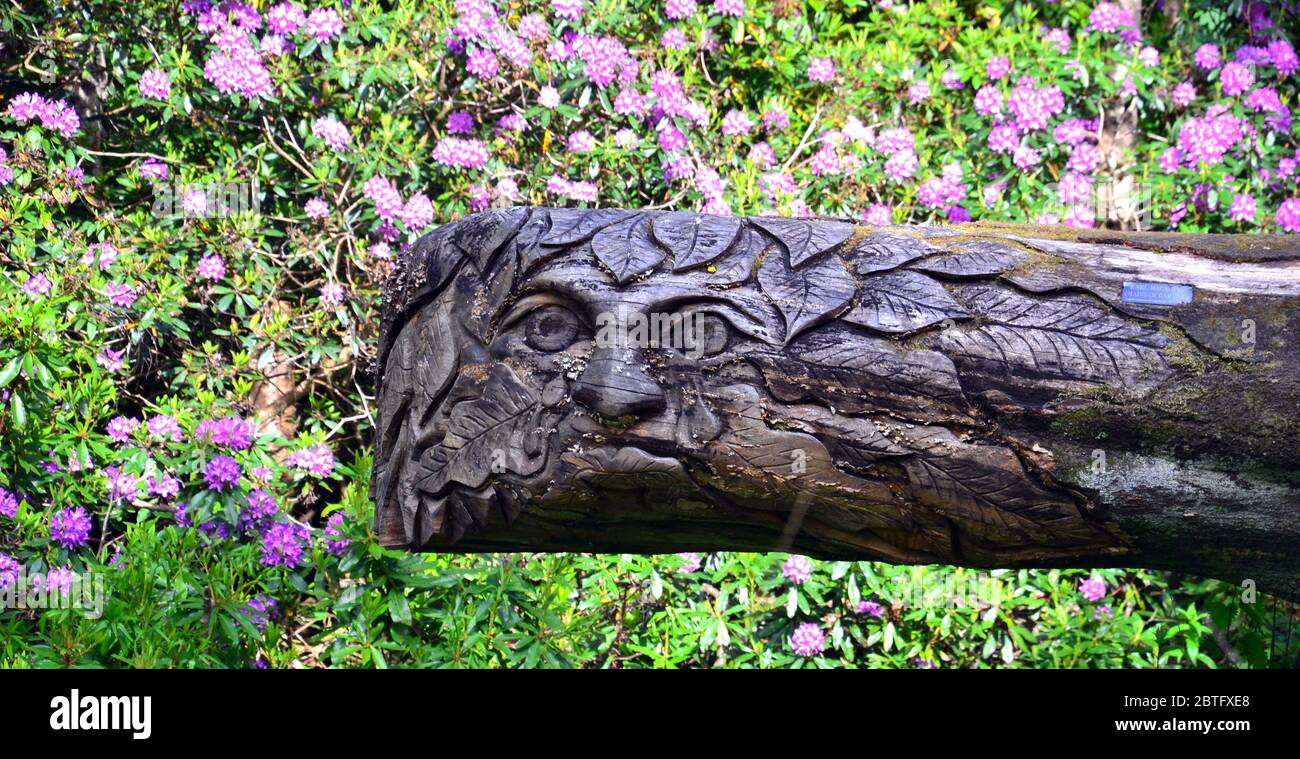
[[1121, 281, 1193, 306]]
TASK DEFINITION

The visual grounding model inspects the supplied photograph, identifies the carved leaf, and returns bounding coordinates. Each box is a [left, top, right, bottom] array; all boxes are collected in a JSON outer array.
[[844, 233, 936, 274], [910, 240, 1026, 278], [417, 365, 544, 496], [704, 223, 762, 285], [936, 285, 1169, 387], [652, 212, 743, 271], [540, 208, 634, 247], [757, 326, 972, 422], [756, 245, 854, 343], [901, 427, 1081, 543], [753, 217, 854, 267], [591, 213, 663, 285], [454, 207, 530, 269], [844, 271, 971, 333]]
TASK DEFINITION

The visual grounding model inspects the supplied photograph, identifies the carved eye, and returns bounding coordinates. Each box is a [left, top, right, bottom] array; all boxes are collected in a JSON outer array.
[[524, 305, 582, 352], [670, 313, 730, 358]]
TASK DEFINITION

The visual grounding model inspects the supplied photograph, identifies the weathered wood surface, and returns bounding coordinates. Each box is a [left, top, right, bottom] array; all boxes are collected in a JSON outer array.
[[372, 208, 1300, 598]]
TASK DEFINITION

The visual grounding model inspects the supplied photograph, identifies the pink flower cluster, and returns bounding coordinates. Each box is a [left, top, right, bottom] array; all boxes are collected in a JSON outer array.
[[6, 92, 81, 137]]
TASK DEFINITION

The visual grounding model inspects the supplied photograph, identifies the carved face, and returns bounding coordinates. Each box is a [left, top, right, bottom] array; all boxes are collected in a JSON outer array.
[[374, 208, 1150, 562]]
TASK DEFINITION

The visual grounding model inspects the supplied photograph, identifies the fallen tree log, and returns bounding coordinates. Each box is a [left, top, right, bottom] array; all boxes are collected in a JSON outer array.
[[371, 207, 1300, 598]]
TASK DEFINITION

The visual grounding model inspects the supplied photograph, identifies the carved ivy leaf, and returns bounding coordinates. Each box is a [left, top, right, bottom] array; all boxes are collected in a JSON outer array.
[[455, 207, 530, 269], [756, 326, 973, 422], [936, 285, 1170, 388], [539, 208, 634, 247], [417, 365, 544, 496], [909, 240, 1025, 279], [704, 223, 763, 285], [844, 233, 936, 274], [753, 217, 854, 267], [756, 243, 854, 343], [652, 212, 743, 271], [592, 213, 663, 284], [843, 271, 971, 334]]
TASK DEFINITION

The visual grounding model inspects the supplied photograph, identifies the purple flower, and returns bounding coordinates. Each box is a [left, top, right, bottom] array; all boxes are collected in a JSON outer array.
[[266, 2, 305, 35], [1171, 81, 1196, 108], [1269, 39, 1299, 77], [566, 130, 596, 153], [782, 555, 813, 584], [657, 124, 687, 152], [466, 46, 499, 78], [260, 522, 308, 568], [748, 141, 777, 169], [40, 566, 77, 596], [1079, 577, 1107, 602], [50, 507, 93, 550], [401, 193, 434, 230], [285, 444, 334, 477], [1276, 198, 1300, 233], [203, 41, 274, 99], [147, 472, 181, 500], [82, 241, 119, 271], [762, 107, 789, 132], [431, 137, 490, 169], [105, 467, 139, 504], [712, 0, 744, 16], [1221, 62, 1255, 98], [23, 273, 52, 298], [363, 175, 404, 220], [807, 57, 835, 83], [0, 553, 18, 589], [238, 489, 278, 533], [322, 512, 352, 555], [241, 595, 279, 630], [139, 67, 171, 100], [863, 202, 891, 225], [883, 150, 918, 182], [321, 282, 346, 308], [974, 85, 1002, 117], [305, 7, 343, 39], [105, 281, 138, 308], [1086, 3, 1136, 38], [790, 622, 826, 657], [1042, 27, 1071, 55], [311, 116, 351, 151], [857, 600, 885, 617], [720, 109, 752, 137], [195, 415, 255, 450], [146, 414, 182, 442], [7, 92, 47, 123], [106, 416, 140, 443], [552, 0, 584, 20], [662, 27, 688, 50], [907, 81, 931, 105], [676, 551, 702, 573], [196, 254, 226, 282], [96, 347, 125, 373], [139, 159, 168, 182], [986, 56, 1010, 81], [1194, 43, 1221, 71], [304, 197, 329, 219], [0, 487, 18, 519], [204, 455, 242, 491], [446, 111, 475, 135]]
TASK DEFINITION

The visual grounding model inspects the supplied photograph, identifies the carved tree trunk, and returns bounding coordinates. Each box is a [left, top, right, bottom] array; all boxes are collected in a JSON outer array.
[[371, 208, 1300, 598]]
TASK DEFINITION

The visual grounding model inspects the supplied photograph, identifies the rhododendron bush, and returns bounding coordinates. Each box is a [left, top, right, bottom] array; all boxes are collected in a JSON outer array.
[[0, 0, 1296, 668]]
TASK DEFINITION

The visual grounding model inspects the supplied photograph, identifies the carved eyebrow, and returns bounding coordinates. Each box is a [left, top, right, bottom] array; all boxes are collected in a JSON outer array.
[[670, 298, 781, 345], [499, 293, 584, 331]]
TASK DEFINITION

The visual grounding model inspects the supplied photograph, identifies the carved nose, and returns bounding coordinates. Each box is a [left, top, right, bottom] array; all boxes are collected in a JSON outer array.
[[573, 346, 666, 420]]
